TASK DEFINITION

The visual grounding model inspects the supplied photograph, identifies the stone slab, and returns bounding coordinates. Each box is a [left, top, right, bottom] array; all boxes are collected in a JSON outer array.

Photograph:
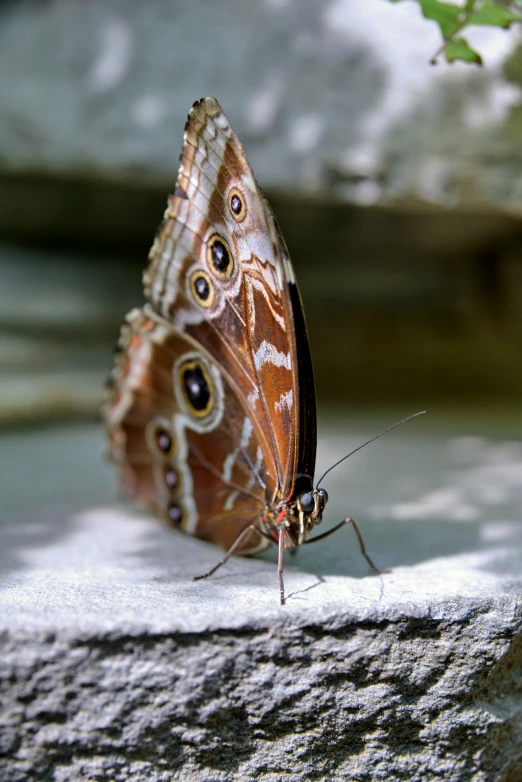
[[1, 417, 522, 779]]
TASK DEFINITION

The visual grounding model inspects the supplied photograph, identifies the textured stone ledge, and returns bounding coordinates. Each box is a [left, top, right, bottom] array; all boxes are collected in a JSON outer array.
[[1, 506, 521, 782], [1, 599, 520, 782], [1, 421, 522, 780]]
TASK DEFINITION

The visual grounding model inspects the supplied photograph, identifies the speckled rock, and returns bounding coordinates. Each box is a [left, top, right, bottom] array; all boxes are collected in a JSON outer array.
[[1, 417, 521, 780]]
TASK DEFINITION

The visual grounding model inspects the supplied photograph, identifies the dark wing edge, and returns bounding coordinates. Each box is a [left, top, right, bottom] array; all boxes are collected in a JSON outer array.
[[266, 205, 317, 500]]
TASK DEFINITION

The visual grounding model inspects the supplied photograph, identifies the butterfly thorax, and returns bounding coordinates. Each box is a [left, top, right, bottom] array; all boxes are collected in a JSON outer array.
[[261, 487, 328, 549]]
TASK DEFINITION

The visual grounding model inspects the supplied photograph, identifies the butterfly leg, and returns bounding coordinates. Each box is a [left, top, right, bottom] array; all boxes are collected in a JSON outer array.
[[192, 524, 259, 582], [304, 517, 390, 575], [277, 522, 286, 606]]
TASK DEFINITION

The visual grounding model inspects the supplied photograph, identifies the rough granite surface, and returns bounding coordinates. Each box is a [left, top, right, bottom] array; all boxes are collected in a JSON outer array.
[[1, 420, 522, 781]]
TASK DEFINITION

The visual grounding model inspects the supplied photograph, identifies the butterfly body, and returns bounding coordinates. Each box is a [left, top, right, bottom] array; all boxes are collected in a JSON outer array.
[[104, 97, 332, 598]]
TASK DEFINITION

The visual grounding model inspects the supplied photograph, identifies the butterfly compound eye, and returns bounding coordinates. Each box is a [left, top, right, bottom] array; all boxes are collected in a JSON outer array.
[[207, 235, 234, 280], [228, 187, 246, 222], [298, 492, 315, 513]]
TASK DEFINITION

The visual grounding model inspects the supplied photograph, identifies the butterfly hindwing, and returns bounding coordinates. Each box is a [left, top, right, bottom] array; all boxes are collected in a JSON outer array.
[[105, 306, 278, 553]]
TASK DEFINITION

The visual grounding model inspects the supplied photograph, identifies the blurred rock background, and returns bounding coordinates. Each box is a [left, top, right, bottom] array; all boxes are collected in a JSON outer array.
[[2, 3, 522, 780], [2, 0, 522, 423]]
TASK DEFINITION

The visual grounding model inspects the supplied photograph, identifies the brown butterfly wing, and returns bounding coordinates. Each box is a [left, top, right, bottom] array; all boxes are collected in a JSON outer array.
[[104, 306, 276, 553], [144, 97, 316, 503]]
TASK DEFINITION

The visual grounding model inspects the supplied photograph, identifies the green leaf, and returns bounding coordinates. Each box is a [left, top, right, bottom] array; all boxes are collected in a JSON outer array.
[[469, 2, 521, 27], [386, 0, 522, 67], [445, 36, 483, 63], [418, 0, 461, 38]]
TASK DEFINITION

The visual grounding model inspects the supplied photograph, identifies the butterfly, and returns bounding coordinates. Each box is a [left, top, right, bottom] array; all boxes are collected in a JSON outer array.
[[104, 97, 412, 604]]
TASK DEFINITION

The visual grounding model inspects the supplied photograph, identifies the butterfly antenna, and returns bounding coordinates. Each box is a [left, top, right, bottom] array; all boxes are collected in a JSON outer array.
[[316, 411, 426, 489]]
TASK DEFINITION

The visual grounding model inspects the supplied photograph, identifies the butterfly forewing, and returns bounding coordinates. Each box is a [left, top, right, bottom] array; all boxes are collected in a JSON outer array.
[[144, 97, 316, 502]]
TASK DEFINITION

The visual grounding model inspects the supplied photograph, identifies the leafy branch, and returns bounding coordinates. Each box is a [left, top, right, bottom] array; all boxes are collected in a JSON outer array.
[[388, 0, 522, 64]]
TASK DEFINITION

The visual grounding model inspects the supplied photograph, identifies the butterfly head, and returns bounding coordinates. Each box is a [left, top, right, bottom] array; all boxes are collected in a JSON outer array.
[[297, 487, 328, 524], [274, 487, 328, 548]]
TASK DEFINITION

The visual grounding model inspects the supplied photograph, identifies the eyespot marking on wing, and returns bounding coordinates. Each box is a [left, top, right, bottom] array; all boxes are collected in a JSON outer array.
[[207, 234, 234, 280], [149, 424, 176, 457], [190, 269, 214, 308], [173, 351, 225, 434], [228, 187, 247, 222]]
